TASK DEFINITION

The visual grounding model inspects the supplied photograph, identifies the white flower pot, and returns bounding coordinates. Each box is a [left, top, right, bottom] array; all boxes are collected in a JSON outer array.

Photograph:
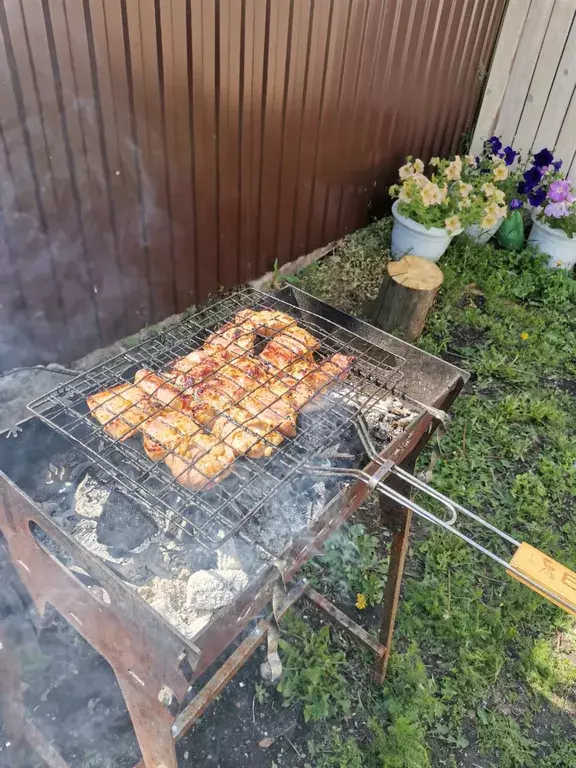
[[528, 211, 576, 269], [464, 218, 502, 244], [390, 200, 453, 262]]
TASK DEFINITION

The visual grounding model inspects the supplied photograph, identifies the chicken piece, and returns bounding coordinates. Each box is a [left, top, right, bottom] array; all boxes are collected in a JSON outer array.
[[141, 408, 235, 489], [259, 325, 320, 370], [269, 353, 354, 411], [234, 309, 295, 336], [164, 434, 234, 490], [135, 369, 190, 409], [87, 382, 157, 440], [170, 347, 225, 379], [204, 323, 255, 358], [212, 406, 284, 459], [236, 388, 298, 437]]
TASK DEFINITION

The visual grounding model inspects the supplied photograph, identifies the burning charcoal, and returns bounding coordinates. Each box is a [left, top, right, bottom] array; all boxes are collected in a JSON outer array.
[[97, 489, 158, 554], [186, 568, 249, 612]]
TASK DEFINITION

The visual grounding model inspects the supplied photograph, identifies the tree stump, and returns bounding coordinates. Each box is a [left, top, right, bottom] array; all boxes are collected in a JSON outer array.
[[372, 255, 443, 342]]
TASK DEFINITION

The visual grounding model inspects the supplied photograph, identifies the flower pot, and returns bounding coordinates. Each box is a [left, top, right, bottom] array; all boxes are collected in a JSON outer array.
[[528, 211, 576, 269], [390, 200, 453, 262], [464, 218, 503, 245]]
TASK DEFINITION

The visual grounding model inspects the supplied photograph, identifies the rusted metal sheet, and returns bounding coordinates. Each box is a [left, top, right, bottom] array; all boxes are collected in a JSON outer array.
[[0, 0, 506, 369]]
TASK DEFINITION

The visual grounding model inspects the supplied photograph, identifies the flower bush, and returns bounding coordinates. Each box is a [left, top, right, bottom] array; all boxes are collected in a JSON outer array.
[[515, 147, 576, 238], [389, 148, 511, 235]]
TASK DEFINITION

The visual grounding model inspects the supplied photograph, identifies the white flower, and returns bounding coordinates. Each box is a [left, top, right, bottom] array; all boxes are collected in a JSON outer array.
[[444, 215, 462, 235], [429, 157, 440, 167], [411, 173, 428, 189], [481, 209, 498, 229], [466, 154, 477, 167], [413, 158, 425, 174], [458, 197, 472, 209], [458, 182, 473, 198], [493, 189, 506, 204]]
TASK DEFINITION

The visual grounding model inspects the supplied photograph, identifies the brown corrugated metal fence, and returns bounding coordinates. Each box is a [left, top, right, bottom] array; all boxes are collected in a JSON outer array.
[[0, 0, 506, 369]]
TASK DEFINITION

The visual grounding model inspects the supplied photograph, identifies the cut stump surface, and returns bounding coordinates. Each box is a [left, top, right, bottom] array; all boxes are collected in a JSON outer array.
[[372, 255, 443, 342]]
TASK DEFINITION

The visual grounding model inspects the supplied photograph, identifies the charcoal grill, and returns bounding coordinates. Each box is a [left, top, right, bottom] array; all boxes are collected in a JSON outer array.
[[1, 286, 574, 768]]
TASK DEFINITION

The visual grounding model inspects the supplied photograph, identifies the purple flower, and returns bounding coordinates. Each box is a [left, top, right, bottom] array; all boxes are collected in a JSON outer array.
[[509, 198, 523, 210], [528, 187, 547, 206], [502, 146, 517, 166], [548, 179, 571, 202], [533, 148, 554, 167], [488, 136, 502, 153], [544, 201, 569, 218], [553, 159, 563, 171], [522, 166, 542, 191]]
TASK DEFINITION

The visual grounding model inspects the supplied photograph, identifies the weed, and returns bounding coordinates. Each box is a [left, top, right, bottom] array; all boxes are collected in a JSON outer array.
[[303, 524, 388, 607], [477, 711, 539, 768], [277, 612, 351, 722], [307, 728, 364, 768]]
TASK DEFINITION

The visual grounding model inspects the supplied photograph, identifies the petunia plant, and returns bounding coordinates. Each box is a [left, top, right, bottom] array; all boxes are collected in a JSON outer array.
[[389, 154, 505, 236], [515, 147, 576, 238]]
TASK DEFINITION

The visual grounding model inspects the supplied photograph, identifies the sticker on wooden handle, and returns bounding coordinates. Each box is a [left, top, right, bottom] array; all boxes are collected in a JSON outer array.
[[507, 543, 576, 616]]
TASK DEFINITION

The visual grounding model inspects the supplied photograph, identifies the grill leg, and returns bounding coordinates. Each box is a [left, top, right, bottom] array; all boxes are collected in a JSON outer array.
[[373, 488, 413, 685]]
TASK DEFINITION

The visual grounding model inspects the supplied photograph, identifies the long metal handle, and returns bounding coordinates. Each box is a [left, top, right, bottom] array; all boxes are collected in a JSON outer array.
[[302, 424, 576, 616]]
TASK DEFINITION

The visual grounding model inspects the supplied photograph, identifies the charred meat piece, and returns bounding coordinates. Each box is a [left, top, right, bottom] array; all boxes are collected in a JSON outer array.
[[87, 382, 158, 440]]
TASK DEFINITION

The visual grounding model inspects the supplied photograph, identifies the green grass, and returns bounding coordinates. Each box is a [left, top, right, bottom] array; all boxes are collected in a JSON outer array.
[[279, 224, 576, 766]]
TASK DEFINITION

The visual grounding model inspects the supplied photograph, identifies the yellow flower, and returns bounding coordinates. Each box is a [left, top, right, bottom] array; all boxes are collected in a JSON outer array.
[[413, 158, 425, 174], [493, 164, 509, 181], [481, 211, 498, 229], [429, 156, 440, 167], [458, 182, 473, 197], [398, 185, 412, 203], [485, 200, 502, 217], [411, 172, 428, 188], [482, 182, 496, 198], [465, 153, 477, 167], [389, 184, 400, 196], [458, 197, 472, 209], [493, 189, 506, 205], [445, 156, 462, 181], [520, 332, 529, 340], [399, 162, 415, 180], [444, 215, 462, 235], [421, 181, 443, 206], [356, 593, 367, 610], [440, 184, 448, 202]]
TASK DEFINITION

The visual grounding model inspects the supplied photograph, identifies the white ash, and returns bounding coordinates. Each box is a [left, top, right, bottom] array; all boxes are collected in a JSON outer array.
[[362, 396, 417, 445], [137, 569, 193, 639], [186, 569, 249, 612], [74, 474, 110, 520], [216, 538, 244, 572], [249, 480, 329, 555]]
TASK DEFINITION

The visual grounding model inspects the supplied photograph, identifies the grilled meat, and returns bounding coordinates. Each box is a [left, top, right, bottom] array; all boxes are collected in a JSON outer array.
[[141, 408, 235, 489], [234, 309, 295, 335], [259, 326, 320, 370], [212, 406, 285, 459], [87, 382, 158, 440], [87, 308, 354, 491]]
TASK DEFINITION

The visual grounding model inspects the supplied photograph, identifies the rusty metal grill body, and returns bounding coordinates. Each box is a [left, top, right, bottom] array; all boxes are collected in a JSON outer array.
[[28, 287, 406, 553]]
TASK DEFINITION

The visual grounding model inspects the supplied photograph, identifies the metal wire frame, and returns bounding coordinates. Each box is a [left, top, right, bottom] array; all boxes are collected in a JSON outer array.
[[28, 288, 406, 552]]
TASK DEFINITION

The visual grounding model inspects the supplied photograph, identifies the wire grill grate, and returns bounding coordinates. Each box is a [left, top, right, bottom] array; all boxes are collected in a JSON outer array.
[[28, 288, 404, 551]]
